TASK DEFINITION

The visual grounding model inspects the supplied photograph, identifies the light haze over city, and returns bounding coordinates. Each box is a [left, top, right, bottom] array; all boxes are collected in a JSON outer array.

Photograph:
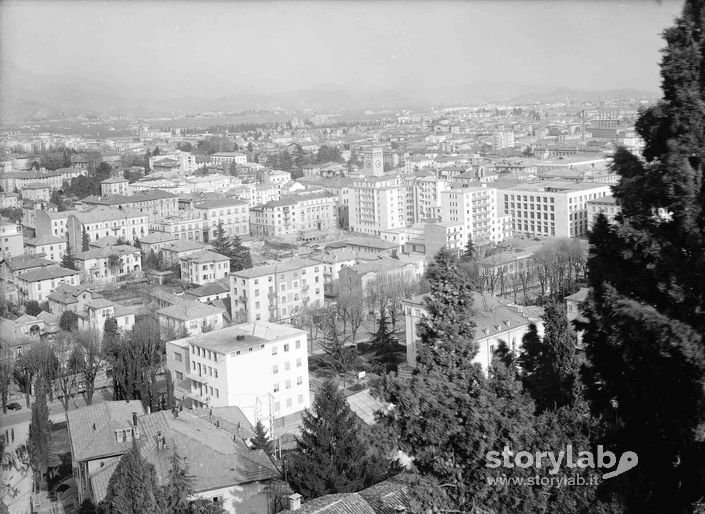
[[0, 0, 684, 104]]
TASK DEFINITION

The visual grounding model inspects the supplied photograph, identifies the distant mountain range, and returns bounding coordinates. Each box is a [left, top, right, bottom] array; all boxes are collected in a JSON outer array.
[[0, 62, 659, 123]]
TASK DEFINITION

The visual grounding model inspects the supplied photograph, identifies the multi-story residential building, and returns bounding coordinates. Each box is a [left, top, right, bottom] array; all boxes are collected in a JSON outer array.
[[496, 181, 612, 238], [66, 206, 149, 250], [210, 152, 247, 166], [185, 174, 232, 193], [230, 258, 325, 323], [166, 322, 310, 424], [587, 195, 621, 230], [230, 183, 281, 207], [308, 250, 358, 298], [402, 171, 448, 224], [341, 176, 406, 236], [150, 212, 204, 242], [35, 209, 78, 239], [180, 249, 231, 285], [138, 231, 177, 257], [403, 292, 544, 373], [0, 219, 23, 259], [47, 283, 102, 316], [0, 192, 20, 208], [16, 266, 80, 303], [74, 245, 142, 285], [149, 151, 197, 174], [0, 170, 63, 192], [441, 184, 510, 246], [158, 300, 225, 337], [493, 131, 515, 150], [194, 198, 250, 242], [325, 236, 401, 259], [338, 256, 425, 309], [249, 192, 338, 238], [21, 183, 51, 201], [100, 177, 130, 196], [81, 190, 179, 222], [160, 239, 211, 268], [75, 297, 138, 335], [24, 235, 67, 262]]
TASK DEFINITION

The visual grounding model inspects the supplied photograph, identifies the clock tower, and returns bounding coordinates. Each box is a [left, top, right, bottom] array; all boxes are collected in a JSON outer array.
[[363, 147, 384, 176]]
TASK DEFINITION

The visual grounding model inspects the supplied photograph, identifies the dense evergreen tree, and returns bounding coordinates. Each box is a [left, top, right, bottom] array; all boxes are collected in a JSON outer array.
[[519, 303, 580, 412], [378, 249, 606, 512], [59, 311, 78, 332], [103, 439, 160, 514], [369, 311, 402, 371], [24, 300, 42, 316], [160, 449, 194, 513], [61, 242, 77, 270], [210, 223, 252, 272], [81, 227, 90, 251], [578, 1, 705, 511], [251, 421, 273, 455], [27, 378, 52, 491], [287, 379, 392, 499]]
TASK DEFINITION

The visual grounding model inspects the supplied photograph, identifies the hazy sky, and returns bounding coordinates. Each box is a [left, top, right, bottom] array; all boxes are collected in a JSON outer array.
[[0, 0, 685, 98]]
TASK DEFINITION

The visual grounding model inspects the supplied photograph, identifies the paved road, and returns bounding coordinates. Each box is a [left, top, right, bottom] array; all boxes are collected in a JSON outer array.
[[1, 385, 113, 445]]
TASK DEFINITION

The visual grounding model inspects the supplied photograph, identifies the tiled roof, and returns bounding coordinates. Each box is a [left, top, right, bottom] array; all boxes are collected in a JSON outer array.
[[139, 232, 177, 244], [17, 266, 79, 283], [66, 401, 146, 462], [6, 254, 56, 271], [185, 280, 230, 298], [194, 197, 249, 209], [139, 410, 280, 491], [232, 258, 319, 279], [157, 300, 225, 322], [327, 237, 400, 251], [161, 239, 210, 253], [76, 245, 140, 260], [47, 283, 99, 305], [181, 249, 230, 264], [282, 493, 376, 514], [24, 235, 66, 246]]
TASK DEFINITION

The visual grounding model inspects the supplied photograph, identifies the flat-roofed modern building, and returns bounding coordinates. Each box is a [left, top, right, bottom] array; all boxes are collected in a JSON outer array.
[[230, 258, 325, 324], [165, 322, 310, 426], [496, 180, 612, 238]]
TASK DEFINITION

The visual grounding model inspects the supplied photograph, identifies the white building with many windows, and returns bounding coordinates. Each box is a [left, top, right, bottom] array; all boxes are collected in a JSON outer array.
[[441, 184, 511, 246], [165, 322, 310, 426], [341, 175, 406, 236], [230, 258, 324, 324], [496, 181, 612, 238]]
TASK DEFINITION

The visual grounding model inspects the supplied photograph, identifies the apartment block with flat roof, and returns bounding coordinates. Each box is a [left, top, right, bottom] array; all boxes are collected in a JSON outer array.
[[230, 258, 324, 324], [166, 322, 310, 424], [496, 181, 612, 238]]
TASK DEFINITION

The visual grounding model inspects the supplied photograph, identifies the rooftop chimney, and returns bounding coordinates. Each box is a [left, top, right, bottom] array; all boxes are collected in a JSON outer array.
[[288, 493, 302, 511], [132, 412, 138, 427]]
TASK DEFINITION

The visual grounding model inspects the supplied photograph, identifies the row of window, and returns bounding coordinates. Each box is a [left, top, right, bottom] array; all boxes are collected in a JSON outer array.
[[272, 358, 303, 373], [271, 341, 302, 354], [273, 376, 304, 392]]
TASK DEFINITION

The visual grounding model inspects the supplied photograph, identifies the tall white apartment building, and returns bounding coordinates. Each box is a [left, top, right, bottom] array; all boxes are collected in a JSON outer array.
[[165, 322, 311, 427], [230, 258, 325, 324], [66, 206, 149, 249], [403, 172, 448, 224], [441, 185, 510, 246], [0, 220, 24, 259], [496, 181, 612, 238], [493, 131, 515, 150], [341, 176, 406, 236]]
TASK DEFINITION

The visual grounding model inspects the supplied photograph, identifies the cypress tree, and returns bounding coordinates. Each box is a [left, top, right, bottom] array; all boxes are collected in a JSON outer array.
[[81, 227, 90, 252], [370, 311, 401, 370], [28, 377, 52, 491], [251, 420, 273, 455], [103, 438, 160, 514], [581, 1, 705, 510]]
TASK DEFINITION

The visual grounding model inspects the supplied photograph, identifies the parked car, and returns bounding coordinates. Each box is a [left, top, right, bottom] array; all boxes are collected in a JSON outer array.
[[7, 402, 21, 411]]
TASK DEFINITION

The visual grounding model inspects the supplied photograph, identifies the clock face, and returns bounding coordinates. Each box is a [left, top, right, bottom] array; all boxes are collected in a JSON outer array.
[[375, 160, 382, 167], [365, 160, 372, 168]]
